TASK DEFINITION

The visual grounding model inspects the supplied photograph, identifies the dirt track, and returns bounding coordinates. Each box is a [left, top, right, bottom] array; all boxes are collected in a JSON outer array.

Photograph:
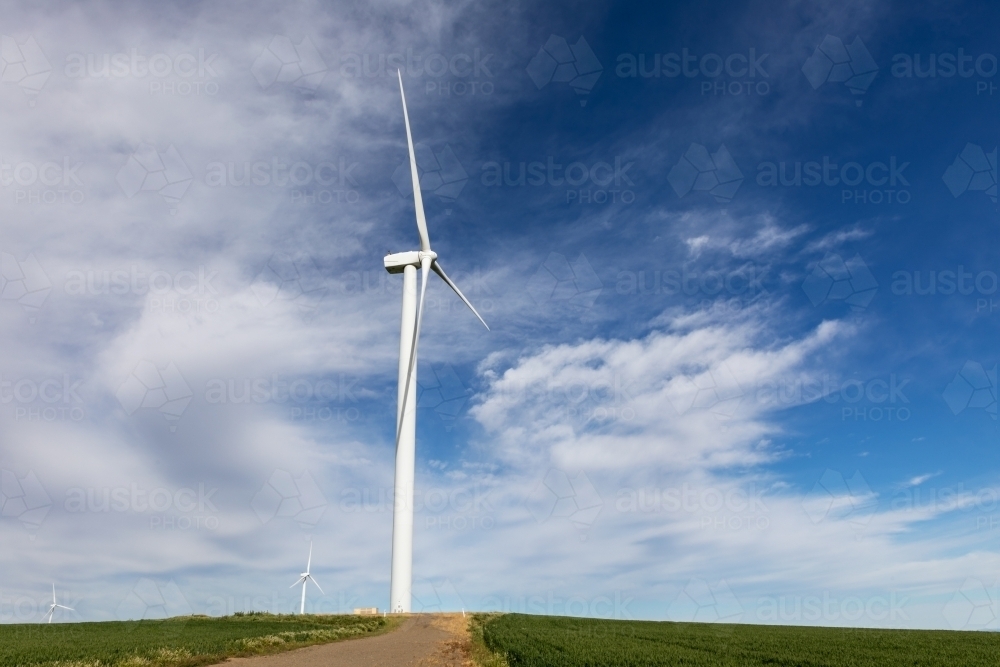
[[223, 614, 471, 667]]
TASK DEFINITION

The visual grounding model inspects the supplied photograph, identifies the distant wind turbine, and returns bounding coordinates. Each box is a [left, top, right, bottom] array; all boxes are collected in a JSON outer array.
[[385, 71, 490, 613], [44, 583, 74, 624], [290, 541, 323, 615]]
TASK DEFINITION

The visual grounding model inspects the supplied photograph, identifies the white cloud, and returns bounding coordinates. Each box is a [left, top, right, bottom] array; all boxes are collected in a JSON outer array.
[[903, 472, 941, 488], [680, 214, 807, 261], [473, 307, 845, 472], [804, 225, 875, 253]]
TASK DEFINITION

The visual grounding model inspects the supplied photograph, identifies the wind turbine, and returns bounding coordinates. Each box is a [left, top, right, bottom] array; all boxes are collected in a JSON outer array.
[[43, 583, 74, 624], [290, 541, 323, 615], [385, 71, 489, 614]]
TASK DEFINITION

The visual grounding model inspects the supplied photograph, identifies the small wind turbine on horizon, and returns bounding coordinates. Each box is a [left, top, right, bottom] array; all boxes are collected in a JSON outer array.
[[385, 71, 489, 614], [44, 583, 74, 624], [290, 541, 323, 615]]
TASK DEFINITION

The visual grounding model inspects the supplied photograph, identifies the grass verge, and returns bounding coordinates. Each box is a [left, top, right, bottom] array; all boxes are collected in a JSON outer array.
[[468, 613, 509, 667], [476, 613, 1000, 667], [0, 613, 401, 667]]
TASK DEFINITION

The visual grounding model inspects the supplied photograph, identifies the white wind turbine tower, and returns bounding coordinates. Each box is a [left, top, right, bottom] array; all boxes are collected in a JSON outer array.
[[385, 71, 489, 613], [290, 541, 323, 615], [44, 583, 74, 623]]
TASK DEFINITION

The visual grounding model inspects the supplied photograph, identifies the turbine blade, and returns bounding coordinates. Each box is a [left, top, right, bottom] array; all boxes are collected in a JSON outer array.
[[432, 260, 489, 330], [52, 583, 56, 604], [306, 542, 313, 574], [398, 71, 431, 252], [310, 576, 324, 595], [56, 605, 73, 611], [290, 577, 306, 588], [395, 257, 431, 447]]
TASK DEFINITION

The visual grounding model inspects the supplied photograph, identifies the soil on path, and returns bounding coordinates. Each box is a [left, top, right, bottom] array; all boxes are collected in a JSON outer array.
[[223, 614, 472, 667]]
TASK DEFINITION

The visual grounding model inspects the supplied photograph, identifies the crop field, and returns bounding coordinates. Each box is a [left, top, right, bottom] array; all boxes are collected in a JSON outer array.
[[0, 612, 395, 667], [478, 613, 1000, 667]]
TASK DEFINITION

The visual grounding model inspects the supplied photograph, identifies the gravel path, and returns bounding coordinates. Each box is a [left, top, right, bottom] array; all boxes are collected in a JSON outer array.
[[223, 614, 470, 667]]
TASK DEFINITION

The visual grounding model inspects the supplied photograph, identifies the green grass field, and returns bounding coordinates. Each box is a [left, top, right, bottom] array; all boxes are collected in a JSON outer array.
[[477, 613, 1000, 667], [0, 612, 396, 667]]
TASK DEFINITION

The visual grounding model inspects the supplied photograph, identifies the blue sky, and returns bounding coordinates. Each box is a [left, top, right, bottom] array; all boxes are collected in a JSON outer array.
[[0, 0, 996, 630]]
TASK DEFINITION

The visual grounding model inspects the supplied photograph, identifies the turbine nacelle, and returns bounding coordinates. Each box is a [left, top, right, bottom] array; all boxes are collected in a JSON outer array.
[[384, 250, 437, 274]]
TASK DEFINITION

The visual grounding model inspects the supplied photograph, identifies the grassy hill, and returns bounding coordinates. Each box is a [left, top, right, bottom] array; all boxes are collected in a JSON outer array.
[[476, 613, 1000, 667], [0, 613, 396, 667]]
